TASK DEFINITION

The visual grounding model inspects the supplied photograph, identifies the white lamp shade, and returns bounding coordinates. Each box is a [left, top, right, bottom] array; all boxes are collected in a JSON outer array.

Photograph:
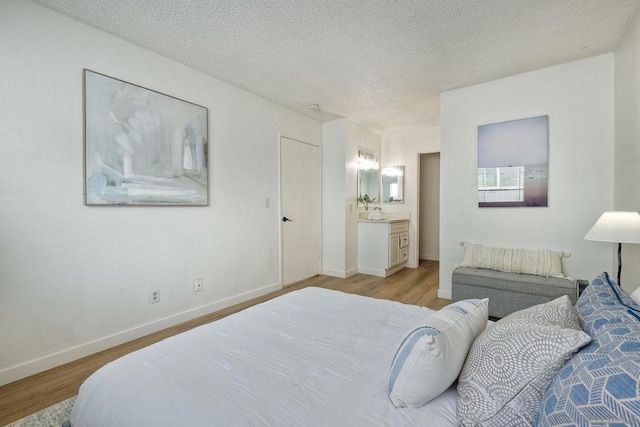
[[584, 211, 640, 244]]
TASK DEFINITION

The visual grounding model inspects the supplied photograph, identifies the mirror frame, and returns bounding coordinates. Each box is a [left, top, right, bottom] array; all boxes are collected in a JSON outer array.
[[382, 165, 404, 203], [357, 150, 380, 208]]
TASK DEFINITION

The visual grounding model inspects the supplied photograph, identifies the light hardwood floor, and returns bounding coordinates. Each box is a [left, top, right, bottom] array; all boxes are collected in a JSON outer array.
[[0, 260, 447, 425]]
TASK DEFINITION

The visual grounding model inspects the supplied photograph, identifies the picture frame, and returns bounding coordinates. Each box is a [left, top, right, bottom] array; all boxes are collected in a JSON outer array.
[[477, 115, 549, 208], [83, 69, 208, 206], [382, 166, 404, 203]]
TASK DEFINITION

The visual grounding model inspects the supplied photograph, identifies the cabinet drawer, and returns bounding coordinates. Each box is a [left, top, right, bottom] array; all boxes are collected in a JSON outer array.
[[399, 232, 409, 248], [390, 221, 409, 234], [399, 248, 409, 263]]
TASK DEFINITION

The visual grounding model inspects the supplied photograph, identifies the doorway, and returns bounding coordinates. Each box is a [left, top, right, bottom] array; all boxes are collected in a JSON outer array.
[[419, 153, 440, 261], [280, 136, 321, 286]]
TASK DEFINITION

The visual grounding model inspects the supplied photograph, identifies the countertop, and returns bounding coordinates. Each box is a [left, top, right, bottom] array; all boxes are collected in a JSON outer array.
[[357, 218, 409, 223], [357, 211, 410, 223]]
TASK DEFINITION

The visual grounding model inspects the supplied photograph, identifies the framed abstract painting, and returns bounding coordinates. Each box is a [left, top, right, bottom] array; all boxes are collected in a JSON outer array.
[[83, 70, 208, 205], [477, 115, 548, 208]]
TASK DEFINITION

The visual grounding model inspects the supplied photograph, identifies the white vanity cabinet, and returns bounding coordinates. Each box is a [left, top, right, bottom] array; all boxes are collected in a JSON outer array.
[[358, 220, 409, 277]]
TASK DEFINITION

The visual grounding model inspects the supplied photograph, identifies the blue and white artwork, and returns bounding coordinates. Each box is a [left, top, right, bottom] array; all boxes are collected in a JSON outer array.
[[84, 70, 208, 205], [477, 115, 548, 208]]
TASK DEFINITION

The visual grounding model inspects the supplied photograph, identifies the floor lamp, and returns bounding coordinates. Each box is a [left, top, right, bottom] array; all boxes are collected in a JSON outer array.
[[584, 211, 640, 286]]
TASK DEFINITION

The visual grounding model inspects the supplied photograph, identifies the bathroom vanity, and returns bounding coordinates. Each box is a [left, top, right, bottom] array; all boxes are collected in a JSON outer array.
[[357, 218, 409, 277]]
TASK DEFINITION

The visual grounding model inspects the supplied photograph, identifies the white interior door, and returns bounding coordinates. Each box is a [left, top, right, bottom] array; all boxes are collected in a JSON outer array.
[[280, 137, 320, 286]]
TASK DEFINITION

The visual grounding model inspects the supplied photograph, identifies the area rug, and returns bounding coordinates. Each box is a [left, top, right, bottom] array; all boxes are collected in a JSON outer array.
[[6, 396, 75, 427]]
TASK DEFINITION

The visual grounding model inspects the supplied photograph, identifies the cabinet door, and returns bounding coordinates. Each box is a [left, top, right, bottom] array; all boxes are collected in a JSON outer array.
[[389, 233, 401, 267]]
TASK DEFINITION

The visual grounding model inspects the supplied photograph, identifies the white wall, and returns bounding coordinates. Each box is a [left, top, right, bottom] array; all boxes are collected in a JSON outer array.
[[614, 10, 640, 292], [322, 119, 380, 277], [0, 0, 321, 385], [419, 153, 440, 261], [440, 55, 615, 298], [382, 127, 440, 268], [321, 120, 349, 276]]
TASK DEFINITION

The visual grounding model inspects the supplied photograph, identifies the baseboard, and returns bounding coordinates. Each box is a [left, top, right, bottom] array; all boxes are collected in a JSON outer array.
[[322, 268, 349, 278], [344, 267, 358, 277], [438, 289, 452, 300], [419, 253, 439, 261], [357, 267, 386, 277], [0, 282, 281, 387]]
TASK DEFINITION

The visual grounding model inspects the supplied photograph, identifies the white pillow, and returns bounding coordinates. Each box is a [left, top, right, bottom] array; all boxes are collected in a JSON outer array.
[[460, 241, 569, 278], [631, 287, 640, 305], [388, 298, 489, 408]]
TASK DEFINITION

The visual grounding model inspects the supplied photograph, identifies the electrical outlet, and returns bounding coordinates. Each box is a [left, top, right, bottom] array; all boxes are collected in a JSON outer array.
[[193, 279, 203, 292], [150, 289, 160, 304], [265, 197, 270, 208]]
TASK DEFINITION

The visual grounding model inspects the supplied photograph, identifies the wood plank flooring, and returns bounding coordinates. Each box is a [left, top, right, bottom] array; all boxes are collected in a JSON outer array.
[[0, 260, 446, 425]]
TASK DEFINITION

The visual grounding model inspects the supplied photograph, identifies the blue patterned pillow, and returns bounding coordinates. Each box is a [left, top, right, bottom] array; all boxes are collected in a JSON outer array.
[[577, 272, 640, 337], [536, 272, 640, 426]]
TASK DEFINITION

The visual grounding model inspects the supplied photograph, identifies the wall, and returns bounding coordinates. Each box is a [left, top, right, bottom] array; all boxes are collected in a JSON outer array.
[[440, 55, 615, 298], [614, 9, 640, 292], [382, 127, 440, 268], [419, 153, 440, 260], [321, 120, 349, 276], [0, 0, 321, 385], [322, 118, 380, 277]]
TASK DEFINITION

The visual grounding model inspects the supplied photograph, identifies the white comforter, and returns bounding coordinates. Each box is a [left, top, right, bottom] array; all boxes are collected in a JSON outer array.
[[71, 288, 459, 426]]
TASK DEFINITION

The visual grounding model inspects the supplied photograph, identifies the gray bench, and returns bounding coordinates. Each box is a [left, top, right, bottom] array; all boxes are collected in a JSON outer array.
[[452, 267, 577, 318]]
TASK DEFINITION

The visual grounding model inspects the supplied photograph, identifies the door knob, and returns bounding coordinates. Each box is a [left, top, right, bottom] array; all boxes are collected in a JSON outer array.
[[282, 216, 293, 222]]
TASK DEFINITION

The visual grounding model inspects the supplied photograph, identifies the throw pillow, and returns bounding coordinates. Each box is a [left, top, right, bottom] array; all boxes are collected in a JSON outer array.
[[457, 296, 591, 426], [577, 272, 640, 337], [631, 286, 640, 306], [460, 242, 569, 278], [388, 298, 488, 408], [537, 272, 640, 426]]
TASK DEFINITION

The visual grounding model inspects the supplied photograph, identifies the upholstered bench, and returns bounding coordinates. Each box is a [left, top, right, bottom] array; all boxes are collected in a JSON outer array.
[[452, 267, 577, 318]]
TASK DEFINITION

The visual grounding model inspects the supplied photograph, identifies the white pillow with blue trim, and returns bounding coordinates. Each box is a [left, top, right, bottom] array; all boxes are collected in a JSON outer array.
[[388, 298, 489, 408], [631, 286, 640, 305]]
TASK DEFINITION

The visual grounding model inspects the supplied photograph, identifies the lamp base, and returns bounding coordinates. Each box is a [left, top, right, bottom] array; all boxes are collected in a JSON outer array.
[[617, 242, 622, 286]]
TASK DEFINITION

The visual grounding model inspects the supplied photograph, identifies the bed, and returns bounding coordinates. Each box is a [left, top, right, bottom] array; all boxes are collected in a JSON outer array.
[[71, 287, 458, 426]]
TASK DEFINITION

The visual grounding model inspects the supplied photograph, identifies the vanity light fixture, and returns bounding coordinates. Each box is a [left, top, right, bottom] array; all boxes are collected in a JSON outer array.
[[358, 150, 379, 171], [382, 166, 404, 177]]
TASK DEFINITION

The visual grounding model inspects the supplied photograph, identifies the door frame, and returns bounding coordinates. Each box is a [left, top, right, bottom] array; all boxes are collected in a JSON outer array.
[[278, 134, 322, 287], [416, 151, 441, 264]]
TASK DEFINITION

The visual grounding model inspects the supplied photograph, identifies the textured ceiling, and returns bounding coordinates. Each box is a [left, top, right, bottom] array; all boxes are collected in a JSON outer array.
[[35, 0, 640, 134]]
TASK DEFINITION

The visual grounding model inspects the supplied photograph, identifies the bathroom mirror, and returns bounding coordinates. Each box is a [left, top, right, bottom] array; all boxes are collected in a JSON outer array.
[[357, 150, 380, 208], [382, 166, 404, 203]]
